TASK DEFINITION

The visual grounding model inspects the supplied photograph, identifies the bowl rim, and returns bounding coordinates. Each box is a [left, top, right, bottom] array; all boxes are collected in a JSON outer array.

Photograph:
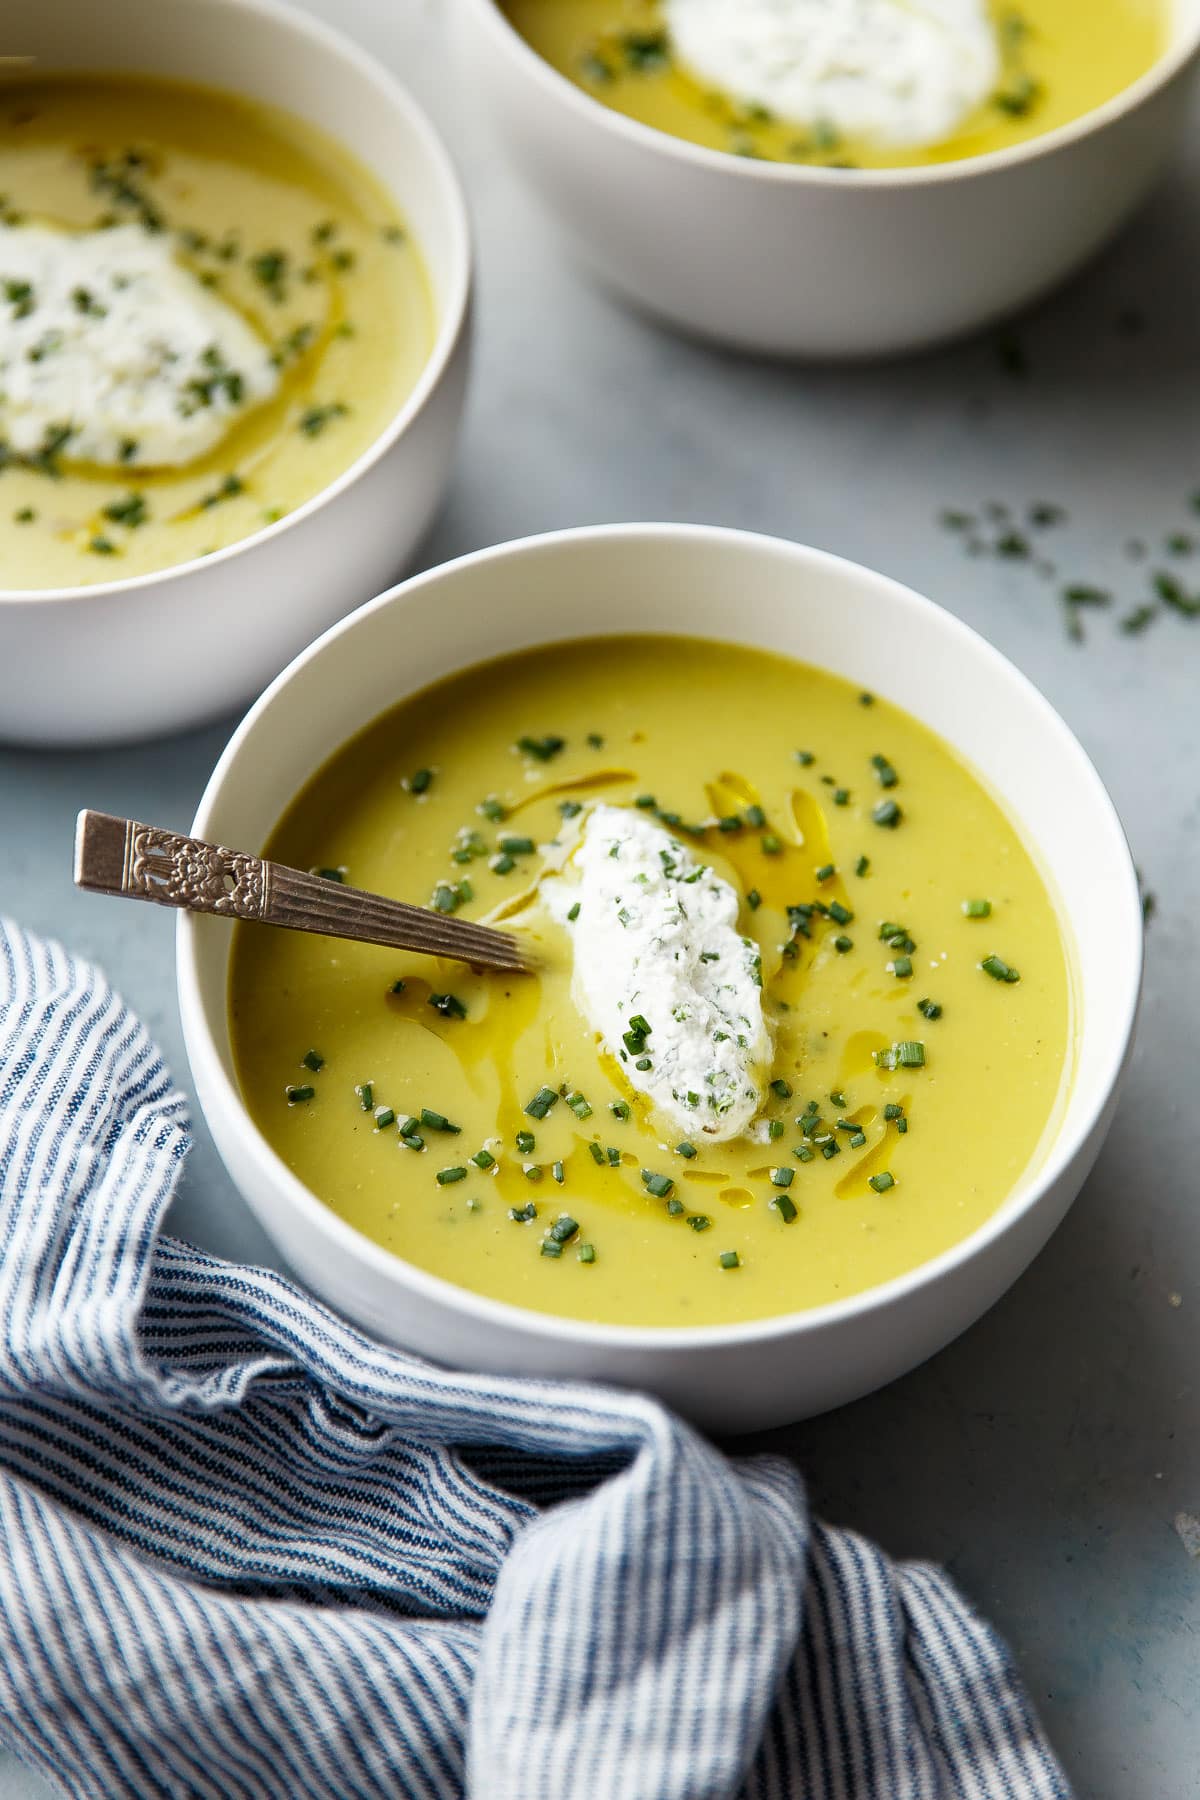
[[179, 521, 1145, 1354], [464, 0, 1200, 191], [0, 0, 472, 608]]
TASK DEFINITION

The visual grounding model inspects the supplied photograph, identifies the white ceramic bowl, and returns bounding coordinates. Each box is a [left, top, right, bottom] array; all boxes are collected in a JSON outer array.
[[456, 0, 1200, 358], [0, 0, 471, 748], [178, 524, 1142, 1432]]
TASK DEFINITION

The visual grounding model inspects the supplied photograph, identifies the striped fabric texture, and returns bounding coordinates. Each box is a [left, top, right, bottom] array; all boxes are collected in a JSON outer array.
[[0, 916, 1073, 1800]]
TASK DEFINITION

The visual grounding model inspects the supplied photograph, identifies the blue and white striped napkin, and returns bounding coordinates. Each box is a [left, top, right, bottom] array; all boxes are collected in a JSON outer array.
[[0, 916, 1071, 1800]]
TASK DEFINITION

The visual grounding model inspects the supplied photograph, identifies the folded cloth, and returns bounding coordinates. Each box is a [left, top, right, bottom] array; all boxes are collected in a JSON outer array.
[[0, 917, 1072, 1800]]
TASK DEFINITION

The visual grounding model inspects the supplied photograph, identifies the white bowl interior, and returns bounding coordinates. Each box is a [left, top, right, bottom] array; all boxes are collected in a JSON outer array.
[[186, 526, 1142, 1332]]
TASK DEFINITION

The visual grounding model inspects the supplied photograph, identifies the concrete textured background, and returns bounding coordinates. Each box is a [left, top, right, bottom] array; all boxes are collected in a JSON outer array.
[[0, 2, 1196, 1792]]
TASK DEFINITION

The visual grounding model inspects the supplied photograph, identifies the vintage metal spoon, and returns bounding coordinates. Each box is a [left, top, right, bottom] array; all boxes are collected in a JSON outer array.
[[73, 810, 533, 975]]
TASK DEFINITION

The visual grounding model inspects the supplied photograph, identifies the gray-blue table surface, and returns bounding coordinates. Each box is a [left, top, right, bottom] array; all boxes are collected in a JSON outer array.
[[1, 3, 1197, 1794]]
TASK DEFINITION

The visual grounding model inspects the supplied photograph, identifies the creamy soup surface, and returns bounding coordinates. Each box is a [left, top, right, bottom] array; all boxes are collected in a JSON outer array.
[[0, 75, 433, 589], [229, 638, 1076, 1330], [499, 0, 1166, 169]]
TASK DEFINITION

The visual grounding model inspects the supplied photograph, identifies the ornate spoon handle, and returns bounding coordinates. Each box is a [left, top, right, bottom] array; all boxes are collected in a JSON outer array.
[[73, 811, 531, 975]]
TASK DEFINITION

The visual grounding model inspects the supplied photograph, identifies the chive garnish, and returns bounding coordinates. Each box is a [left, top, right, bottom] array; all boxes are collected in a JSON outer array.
[[667, 1197, 685, 1216], [634, 1057, 653, 1071], [565, 1091, 592, 1119], [524, 1164, 543, 1182], [285, 1085, 314, 1104], [675, 1141, 697, 1158], [491, 853, 516, 875], [421, 1109, 460, 1133], [828, 901, 853, 926], [869, 1172, 896, 1193], [962, 898, 992, 918], [549, 1215, 579, 1244], [855, 856, 870, 877], [718, 1250, 741, 1270], [641, 1170, 674, 1199], [834, 935, 853, 953], [821, 1140, 840, 1159], [774, 1194, 798, 1223], [829, 1090, 846, 1107], [515, 735, 565, 762], [471, 1148, 496, 1170], [745, 805, 767, 828], [981, 955, 1021, 984], [895, 1041, 926, 1067], [525, 1086, 558, 1119], [769, 1167, 794, 1188], [606, 1146, 620, 1166], [578, 1242, 597, 1263], [300, 1049, 324, 1073], [873, 800, 902, 828], [540, 1239, 563, 1258], [499, 835, 536, 856], [833, 789, 850, 806], [407, 768, 433, 795], [436, 1166, 467, 1185], [688, 1214, 712, 1232], [747, 889, 762, 911], [515, 1130, 535, 1154], [795, 1145, 814, 1162], [610, 1100, 631, 1121], [767, 1120, 784, 1141], [588, 1142, 605, 1166], [389, 979, 407, 996], [917, 998, 943, 1020], [552, 1160, 565, 1184], [770, 1078, 793, 1100], [357, 1083, 373, 1111], [479, 796, 506, 821], [815, 863, 835, 883], [871, 755, 899, 788], [509, 1202, 537, 1222], [761, 835, 782, 855], [890, 956, 913, 980], [429, 993, 468, 1019], [567, 903, 581, 922], [795, 750, 815, 766]]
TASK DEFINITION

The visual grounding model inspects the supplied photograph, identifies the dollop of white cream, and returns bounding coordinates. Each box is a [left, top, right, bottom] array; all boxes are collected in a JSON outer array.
[[0, 223, 279, 468], [545, 804, 771, 1142], [667, 0, 1000, 149]]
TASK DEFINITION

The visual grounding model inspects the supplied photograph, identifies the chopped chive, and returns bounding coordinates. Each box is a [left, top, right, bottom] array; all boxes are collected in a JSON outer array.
[[578, 1242, 596, 1263], [829, 1090, 846, 1107], [869, 1172, 896, 1193], [357, 1082, 373, 1111], [849, 1130, 866, 1148], [389, 979, 407, 995], [718, 1250, 741, 1270], [833, 788, 850, 806], [429, 993, 467, 1020], [855, 856, 870, 877], [285, 1085, 314, 1104], [675, 1141, 698, 1158], [667, 1196, 685, 1216], [834, 935, 854, 953], [525, 1086, 559, 1119], [981, 955, 1021, 984], [499, 835, 536, 856], [688, 1214, 712, 1232], [641, 1170, 674, 1199], [768, 1120, 785, 1141], [540, 1238, 563, 1258], [586, 732, 604, 749], [828, 901, 853, 926], [372, 1105, 395, 1130], [795, 750, 815, 766], [421, 1109, 461, 1133], [552, 1160, 565, 1184], [884, 1103, 903, 1121], [718, 814, 742, 834], [873, 799, 902, 828], [770, 1078, 793, 1100], [516, 734, 565, 762], [634, 1057, 653, 1071], [407, 768, 433, 795], [821, 1140, 841, 1159], [918, 998, 943, 1020], [761, 835, 782, 855], [509, 1202, 537, 1222], [470, 1148, 496, 1170], [747, 888, 762, 911], [436, 1166, 467, 1185], [567, 902, 581, 922], [769, 1167, 794, 1188], [895, 1041, 926, 1067], [610, 1100, 631, 1121], [479, 795, 506, 821], [962, 898, 992, 918], [635, 793, 657, 809], [548, 1214, 579, 1244], [524, 1163, 543, 1182], [795, 1145, 814, 1162], [890, 956, 913, 979], [565, 1091, 592, 1119], [516, 1130, 536, 1154], [774, 1193, 798, 1223], [815, 863, 835, 883], [588, 1142, 605, 1166], [871, 755, 899, 788], [744, 804, 767, 828], [559, 799, 583, 820], [606, 1146, 621, 1165], [300, 1049, 324, 1073]]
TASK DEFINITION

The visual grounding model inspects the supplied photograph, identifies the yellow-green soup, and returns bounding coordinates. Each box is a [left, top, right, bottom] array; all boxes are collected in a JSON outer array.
[[498, 0, 1166, 170], [229, 638, 1075, 1330], [0, 75, 434, 589]]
